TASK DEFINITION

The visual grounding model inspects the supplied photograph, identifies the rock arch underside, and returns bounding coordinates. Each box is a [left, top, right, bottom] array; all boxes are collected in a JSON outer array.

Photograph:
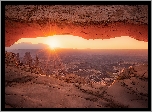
[[5, 5, 148, 47]]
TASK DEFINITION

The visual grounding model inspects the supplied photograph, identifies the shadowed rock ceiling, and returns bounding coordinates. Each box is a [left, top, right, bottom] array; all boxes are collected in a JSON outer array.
[[5, 5, 148, 47]]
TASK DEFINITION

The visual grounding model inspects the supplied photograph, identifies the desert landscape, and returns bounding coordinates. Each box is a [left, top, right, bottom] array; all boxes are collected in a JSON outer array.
[[3, 4, 149, 109], [5, 49, 148, 108]]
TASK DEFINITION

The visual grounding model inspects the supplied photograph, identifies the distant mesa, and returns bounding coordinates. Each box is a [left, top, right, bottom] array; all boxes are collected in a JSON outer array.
[[21, 42, 32, 44], [6, 42, 49, 49]]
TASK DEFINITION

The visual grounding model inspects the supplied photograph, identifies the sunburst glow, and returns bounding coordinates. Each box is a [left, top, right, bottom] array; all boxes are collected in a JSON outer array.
[[13, 35, 148, 49], [45, 36, 60, 49]]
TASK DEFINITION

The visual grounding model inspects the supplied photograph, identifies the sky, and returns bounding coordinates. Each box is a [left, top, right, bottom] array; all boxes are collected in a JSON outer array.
[[13, 35, 148, 49]]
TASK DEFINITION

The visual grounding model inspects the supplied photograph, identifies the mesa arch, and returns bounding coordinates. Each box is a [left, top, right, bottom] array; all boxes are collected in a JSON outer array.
[[5, 5, 148, 47]]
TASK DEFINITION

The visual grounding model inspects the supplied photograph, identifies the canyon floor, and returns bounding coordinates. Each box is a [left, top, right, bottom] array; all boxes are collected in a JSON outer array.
[[5, 64, 148, 108]]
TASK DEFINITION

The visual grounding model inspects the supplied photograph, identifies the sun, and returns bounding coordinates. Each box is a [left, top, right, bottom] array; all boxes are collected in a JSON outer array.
[[47, 38, 60, 49], [49, 40, 56, 48], [49, 40, 58, 49]]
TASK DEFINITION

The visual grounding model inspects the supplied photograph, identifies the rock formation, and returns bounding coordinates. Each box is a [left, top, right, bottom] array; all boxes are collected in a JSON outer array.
[[4, 5, 148, 47], [105, 64, 148, 108], [23, 52, 32, 66], [35, 55, 39, 67], [5, 51, 43, 75], [5, 51, 19, 66], [5, 52, 148, 108]]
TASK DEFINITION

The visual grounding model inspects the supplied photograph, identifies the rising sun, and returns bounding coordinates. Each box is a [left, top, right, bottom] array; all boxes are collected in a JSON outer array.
[[46, 37, 60, 49]]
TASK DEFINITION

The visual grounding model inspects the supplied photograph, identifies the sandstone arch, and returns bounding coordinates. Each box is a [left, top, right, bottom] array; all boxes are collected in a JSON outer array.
[[4, 5, 148, 47]]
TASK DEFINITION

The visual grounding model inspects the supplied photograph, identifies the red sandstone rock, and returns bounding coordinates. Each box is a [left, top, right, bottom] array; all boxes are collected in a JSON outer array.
[[4, 5, 148, 47]]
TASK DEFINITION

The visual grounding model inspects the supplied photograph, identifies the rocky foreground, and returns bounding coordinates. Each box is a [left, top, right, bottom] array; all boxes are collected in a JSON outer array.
[[5, 63, 148, 108]]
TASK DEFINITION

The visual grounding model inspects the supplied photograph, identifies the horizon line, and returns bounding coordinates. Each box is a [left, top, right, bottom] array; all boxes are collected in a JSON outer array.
[[5, 48, 148, 50]]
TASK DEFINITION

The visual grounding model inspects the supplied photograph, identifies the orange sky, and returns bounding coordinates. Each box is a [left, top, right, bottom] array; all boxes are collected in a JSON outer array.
[[15, 35, 148, 49]]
